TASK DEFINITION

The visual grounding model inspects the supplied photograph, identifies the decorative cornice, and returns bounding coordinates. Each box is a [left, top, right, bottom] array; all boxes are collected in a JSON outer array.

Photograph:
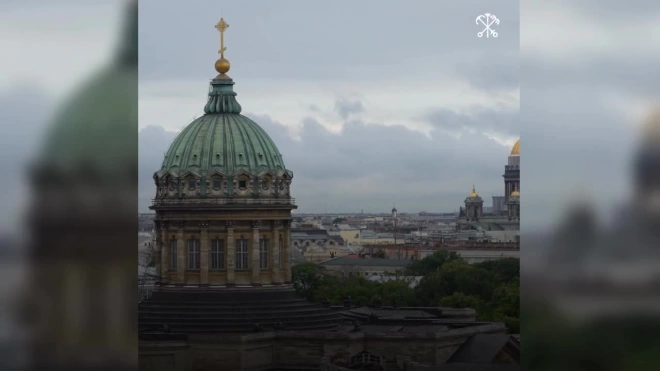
[[273, 221, 283, 229], [198, 221, 209, 229], [225, 221, 234, 228], [252, 220, 261, 229]]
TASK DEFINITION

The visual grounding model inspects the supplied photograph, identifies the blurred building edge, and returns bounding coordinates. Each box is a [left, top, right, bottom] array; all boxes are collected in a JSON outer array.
[[20, 1, 138, 371], [526, 104, 660, 322], [635, 105, 660, 223]]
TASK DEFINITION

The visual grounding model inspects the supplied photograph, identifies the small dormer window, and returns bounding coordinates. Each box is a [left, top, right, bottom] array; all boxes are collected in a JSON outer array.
[[188, 180, 196, 190], [239, 180, 247, 190], [213, 179, 222, 190], [261, 179, 269, 190], [169, 181, 176, 191]]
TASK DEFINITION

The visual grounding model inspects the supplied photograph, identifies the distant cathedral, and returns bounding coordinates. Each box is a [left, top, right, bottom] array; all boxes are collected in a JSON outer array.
[[458, 139, 520, 233]]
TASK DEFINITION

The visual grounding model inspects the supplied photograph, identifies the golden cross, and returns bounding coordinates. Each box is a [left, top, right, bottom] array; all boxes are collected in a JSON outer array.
[[214, 18, 229, 58]]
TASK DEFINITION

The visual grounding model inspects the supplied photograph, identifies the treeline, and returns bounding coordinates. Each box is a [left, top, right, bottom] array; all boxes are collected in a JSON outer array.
[[291, 251, 520, 333]]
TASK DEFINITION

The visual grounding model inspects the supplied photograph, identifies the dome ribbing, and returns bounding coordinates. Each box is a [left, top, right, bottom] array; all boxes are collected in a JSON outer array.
[[156, 76, 290, 179]]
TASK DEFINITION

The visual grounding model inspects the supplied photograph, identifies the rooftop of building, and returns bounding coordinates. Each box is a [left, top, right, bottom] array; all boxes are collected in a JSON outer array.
[[360, 230, 395, 238], [319, 256, 414, 267], [424, 242, 520, 251]]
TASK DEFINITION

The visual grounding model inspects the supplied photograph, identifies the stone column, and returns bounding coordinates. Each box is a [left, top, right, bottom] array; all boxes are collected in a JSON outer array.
[[272, 221, 282, 284], [251, 221, 261, 286], [159, 224, 168, 283], [200, 221, 209, 286], [226, 221, 235, 286], [176, 226, 185, 284], [283, 221, 292, 283]]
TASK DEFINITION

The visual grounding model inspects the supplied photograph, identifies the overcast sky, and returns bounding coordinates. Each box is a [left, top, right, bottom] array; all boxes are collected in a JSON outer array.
[[138, 0, 520, 215], [3, 0, 657, 234]]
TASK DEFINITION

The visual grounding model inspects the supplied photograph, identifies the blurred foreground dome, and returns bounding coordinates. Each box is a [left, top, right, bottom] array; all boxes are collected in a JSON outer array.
[[33, 2, 137, 184], [23, 1, 138, 370]]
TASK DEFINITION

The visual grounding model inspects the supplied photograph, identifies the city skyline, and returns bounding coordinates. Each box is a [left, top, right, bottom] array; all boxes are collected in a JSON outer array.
[[138, 0, 520, 215]]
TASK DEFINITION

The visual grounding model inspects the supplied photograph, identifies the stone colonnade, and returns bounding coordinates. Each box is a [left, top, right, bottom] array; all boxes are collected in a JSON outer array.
[[155, 220, 292, 286]]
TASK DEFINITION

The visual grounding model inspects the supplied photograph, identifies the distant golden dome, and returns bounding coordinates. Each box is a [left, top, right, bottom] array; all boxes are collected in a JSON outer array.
[[468, 185, 479, 198], [510, 139, 520, 155], [215, 58, 230, 74], [511, 189, 520, 197]]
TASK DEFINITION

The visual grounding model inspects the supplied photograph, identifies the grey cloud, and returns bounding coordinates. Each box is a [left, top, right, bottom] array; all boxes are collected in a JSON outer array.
[[547, 0, 660, 21], [139, 106, 515, 213], [425, 106, 520, 137], [453, 49, 519, 91], [334, 98, 364, 120], [523, 54, 660, 98], [138, 125, 177, 210]]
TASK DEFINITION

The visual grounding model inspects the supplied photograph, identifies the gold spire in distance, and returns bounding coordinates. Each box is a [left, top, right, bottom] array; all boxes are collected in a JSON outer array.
[[214, 18, 230, 74], [469, 185, 479, 198]]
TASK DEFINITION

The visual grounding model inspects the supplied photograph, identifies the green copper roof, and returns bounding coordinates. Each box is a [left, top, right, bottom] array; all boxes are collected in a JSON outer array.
[[156, 75, 291, 179]]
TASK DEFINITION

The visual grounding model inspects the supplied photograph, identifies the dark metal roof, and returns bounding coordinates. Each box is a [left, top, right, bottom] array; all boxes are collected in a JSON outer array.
[[447, 334, 511, 363]]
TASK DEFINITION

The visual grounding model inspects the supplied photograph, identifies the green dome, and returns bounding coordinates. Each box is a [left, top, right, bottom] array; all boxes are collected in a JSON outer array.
[[157, 75, 289, 178], [154, 74, 293, 200]]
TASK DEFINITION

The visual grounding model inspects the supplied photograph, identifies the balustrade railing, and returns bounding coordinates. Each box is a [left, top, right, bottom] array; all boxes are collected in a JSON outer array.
[[152, 197, 295, 206]]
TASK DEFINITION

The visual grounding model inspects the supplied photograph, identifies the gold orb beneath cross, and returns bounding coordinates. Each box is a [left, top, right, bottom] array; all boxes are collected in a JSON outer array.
[[215, 58, 230, 74]]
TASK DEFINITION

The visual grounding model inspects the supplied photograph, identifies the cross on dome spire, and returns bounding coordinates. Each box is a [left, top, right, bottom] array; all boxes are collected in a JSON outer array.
[[214, 18, 231, 74]]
